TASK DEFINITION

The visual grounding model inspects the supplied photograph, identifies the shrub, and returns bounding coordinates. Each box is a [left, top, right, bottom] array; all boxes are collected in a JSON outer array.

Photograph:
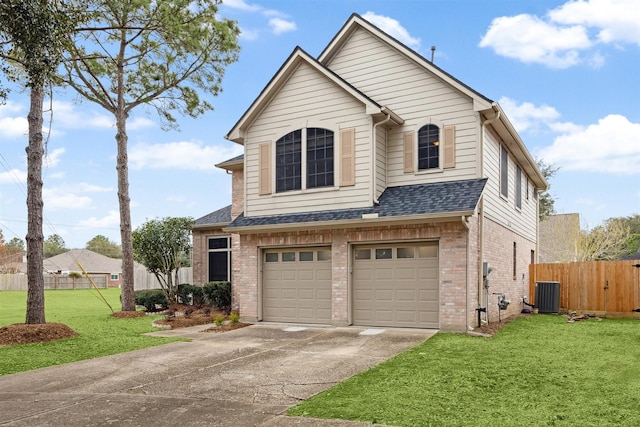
[[229, 312, 239, 324], [203, 281, 232, 310], [214, 316, 224, 326], [176, 283, 207, 306], [134, 289, 169, 312]]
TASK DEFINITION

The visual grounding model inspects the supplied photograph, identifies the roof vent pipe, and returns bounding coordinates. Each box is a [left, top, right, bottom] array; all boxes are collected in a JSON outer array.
[[430, 46, 436, 63]]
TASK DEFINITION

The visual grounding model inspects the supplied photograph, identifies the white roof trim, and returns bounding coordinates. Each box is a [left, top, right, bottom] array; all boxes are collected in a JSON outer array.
[[226, 47, 402, 144], [319, 14, 493, 112]]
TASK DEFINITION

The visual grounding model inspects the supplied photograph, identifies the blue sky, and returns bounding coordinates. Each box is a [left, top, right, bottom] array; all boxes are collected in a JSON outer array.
[[1, 0, 639, 249]]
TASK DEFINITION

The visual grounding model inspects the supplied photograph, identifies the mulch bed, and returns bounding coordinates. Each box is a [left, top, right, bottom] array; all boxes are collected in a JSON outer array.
[[0, 323, 77, 346], [472, 312, 531, 336]]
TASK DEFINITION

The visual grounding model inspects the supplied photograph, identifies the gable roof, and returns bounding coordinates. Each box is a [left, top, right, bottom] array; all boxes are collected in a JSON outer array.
[[225, 178, 487, 233], [194, 205, 232, 228], [319, 13, 547, 190], [43, 249, 125, 274], [319, 13, 494, 112], [225, 47, 403, 143]]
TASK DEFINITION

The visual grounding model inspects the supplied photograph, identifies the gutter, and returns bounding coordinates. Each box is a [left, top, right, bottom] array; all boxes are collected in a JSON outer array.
[[222, 210, 474, 235]]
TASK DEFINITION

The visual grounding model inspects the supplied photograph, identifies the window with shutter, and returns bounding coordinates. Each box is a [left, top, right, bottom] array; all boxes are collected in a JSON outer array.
[[258, 142, 271, 195], [418, 124, 440, 170], [403, 131, 414, 173], [443, 125, 455, 169], [340, 128, 355, 186]]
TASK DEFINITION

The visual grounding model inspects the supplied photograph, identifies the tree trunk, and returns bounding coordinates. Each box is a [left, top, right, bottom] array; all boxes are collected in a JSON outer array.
[[116, 109, 135, 311], [25, 85, 46, 324]]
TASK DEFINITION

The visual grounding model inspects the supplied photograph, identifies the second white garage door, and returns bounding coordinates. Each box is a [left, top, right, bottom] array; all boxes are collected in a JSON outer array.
[[353, 242, 439, 329], [262, 247, 332, 324]]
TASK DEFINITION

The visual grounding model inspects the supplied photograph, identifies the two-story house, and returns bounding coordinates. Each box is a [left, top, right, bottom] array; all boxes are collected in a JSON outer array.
[[192, 14, 547, 332]]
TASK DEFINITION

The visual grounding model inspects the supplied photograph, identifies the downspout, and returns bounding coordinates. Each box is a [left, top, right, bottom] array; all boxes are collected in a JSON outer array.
[[461, 215, 470, 330], [372, 110, 392, 204], [478, 103, 501, 314]]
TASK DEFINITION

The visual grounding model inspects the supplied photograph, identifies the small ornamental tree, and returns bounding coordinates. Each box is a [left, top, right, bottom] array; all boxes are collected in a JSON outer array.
[[132, 217, 194, 303]]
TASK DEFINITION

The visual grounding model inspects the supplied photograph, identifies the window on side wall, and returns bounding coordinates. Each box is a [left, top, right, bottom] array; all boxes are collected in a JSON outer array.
[[418, 124, 440, 170], [515, 165, 522, 209], [500, 145, 509, 199]]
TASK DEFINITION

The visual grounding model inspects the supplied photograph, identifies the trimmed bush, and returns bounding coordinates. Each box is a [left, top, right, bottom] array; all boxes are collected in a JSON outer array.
[[134, 289, 169, 312], [203, 281, 231, 310], [177, 283, 206, 306]]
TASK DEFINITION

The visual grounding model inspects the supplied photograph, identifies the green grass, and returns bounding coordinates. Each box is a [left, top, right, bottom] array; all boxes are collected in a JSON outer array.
[[289, 315, 640, 427], [0, 289, 182, 375]]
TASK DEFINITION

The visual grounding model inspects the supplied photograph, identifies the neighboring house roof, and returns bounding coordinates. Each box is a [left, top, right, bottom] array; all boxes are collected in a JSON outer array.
[[620, 251, 640, 260], [194, 205, 232, 228], [226, 46, 403, 143], [539, 213, 581, 263], [44, 249, 124, 273], [226, 178, 487, 232]]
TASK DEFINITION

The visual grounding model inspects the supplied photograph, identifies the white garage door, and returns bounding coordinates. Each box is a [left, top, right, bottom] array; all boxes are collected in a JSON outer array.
[[353, 242, 439, 328], [262, 247, 332, 323]]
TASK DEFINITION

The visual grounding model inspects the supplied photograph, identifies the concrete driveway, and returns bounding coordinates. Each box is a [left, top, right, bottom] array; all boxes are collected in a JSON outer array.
[[0, 323, 435, 427]]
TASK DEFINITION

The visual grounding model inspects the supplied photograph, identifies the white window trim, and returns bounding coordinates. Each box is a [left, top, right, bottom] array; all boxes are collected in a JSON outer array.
[[272, 123, 339, 193], [415, 118, 444, 174]]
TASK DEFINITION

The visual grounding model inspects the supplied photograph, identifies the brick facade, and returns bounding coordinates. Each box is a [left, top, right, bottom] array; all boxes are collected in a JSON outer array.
[[234, 219, 477, 332], [481, 217, 536, 324]]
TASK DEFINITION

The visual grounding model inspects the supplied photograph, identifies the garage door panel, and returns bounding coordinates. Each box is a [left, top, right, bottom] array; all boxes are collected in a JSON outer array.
[[263, 247, 331, 324], [353, 242, 439, 329]]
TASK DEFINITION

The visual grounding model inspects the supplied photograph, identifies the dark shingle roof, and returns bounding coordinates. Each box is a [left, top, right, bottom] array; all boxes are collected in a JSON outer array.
[[227, 178, 487, 229], [194, 205, 232, 226]]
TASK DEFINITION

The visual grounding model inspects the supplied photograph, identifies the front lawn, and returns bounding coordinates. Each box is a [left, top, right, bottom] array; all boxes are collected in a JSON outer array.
[[0, 289, 181, 375], [289, 315, 640, 426]]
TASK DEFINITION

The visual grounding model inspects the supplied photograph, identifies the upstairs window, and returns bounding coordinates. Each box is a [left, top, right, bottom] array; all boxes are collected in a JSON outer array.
[[276, 130, 302, 192], [418, 124, 440, 170], [275, 128, 334, 193], [515, 165, 522, 209], [500, 145, 509, 198], [306, 128, 334, 189]]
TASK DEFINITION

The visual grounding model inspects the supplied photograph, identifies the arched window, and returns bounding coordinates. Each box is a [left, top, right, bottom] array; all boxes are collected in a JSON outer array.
[[275, 128, 334, 192], [276, 130, 302, 192], [418, 124, 440, 170]]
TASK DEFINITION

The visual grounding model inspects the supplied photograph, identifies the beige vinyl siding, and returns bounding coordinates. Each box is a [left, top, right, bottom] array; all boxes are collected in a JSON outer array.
[[482, 128, 537, 241], [326, 27, 479, 186], [243, 61, 372, 217]]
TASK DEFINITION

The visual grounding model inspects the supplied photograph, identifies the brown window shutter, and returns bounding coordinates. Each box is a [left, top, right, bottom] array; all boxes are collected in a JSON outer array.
[[403, 131, 414, 173], [443, 125, 455, 169], [340, 128, 356, 186], [258, 142, 271, 195]]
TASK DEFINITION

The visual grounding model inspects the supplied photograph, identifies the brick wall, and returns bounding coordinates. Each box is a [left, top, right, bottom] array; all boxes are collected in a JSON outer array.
[[482, 217, 536, 324], [234, 220, 477, 331]]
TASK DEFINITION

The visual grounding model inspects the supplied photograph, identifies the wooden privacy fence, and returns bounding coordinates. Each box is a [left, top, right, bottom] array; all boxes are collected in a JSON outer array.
[[529, 260, 640, 315], [0, 268, 193, 291]]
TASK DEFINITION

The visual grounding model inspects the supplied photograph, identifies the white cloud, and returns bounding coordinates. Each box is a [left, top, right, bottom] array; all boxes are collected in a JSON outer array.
[[480, 0, 639, 68], [78, 210, 120, 228], [362, 12, 421, 49], [479, 14, 591, 68], [44, 148, 66, 168], [239, 26, 260, 40], [43, 187, 93, 210], [269, 17, 296, 35], [0, 168, 27, 185], [549, 0, 640, 45], [498, 97, 561, 133], [539, 114, 640, 174], [129, 140, 242, 171], [0, 101, 28, 138], [222, 0, 262, 12]]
